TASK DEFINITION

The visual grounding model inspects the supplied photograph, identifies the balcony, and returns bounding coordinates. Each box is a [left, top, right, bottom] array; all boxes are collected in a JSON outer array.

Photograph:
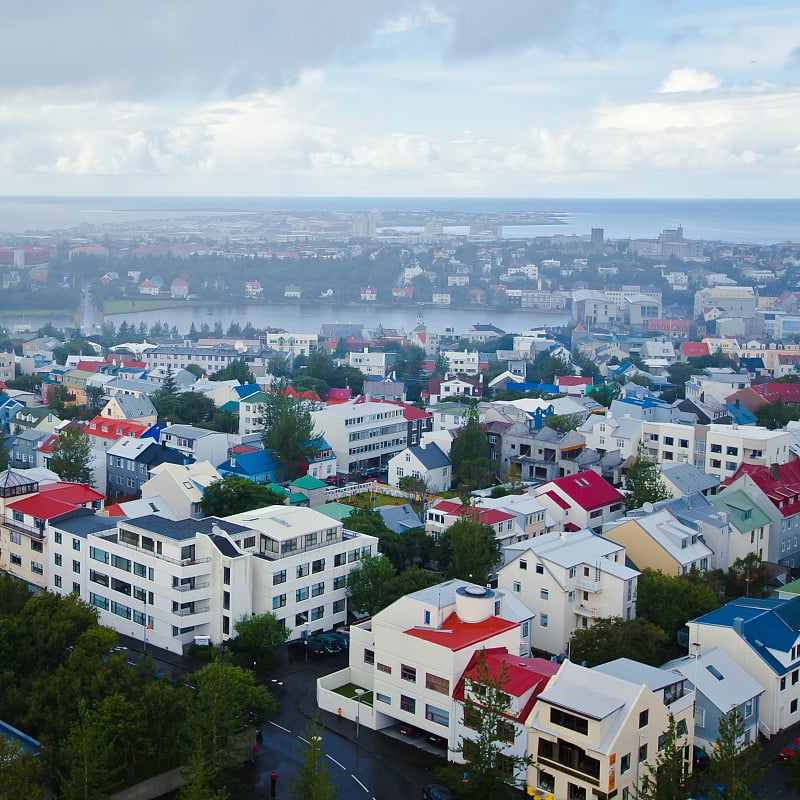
[[3, 520, 45, 541], [575, 577, 602, 593], [174, 604, 210, 618], [574, 604, 598, 618]]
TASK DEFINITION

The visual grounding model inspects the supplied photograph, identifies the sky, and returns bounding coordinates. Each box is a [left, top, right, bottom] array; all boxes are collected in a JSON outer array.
[[1, 1, 799, 198]]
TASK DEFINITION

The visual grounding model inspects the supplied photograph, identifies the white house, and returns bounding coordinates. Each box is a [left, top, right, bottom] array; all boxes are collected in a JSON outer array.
[[139, 461, 222, 520], [159, 424, 231, 467], [442, 350, 480, 377], [703, 424, 790, 481], [534, 470, 625, 533], [497, 530, 639, 656], [387, 442, 451, 493]]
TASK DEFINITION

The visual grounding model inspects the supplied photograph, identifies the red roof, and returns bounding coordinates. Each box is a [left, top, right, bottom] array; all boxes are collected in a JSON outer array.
[[7, 494, 80, 521], [452, 648, 559, 722], [556, 376, 593, 387], [86, 416, 148, 441], [429, 499, 514, 527], [75, 360, 107, 373], [38, 482, 104, 505], [406, 612, 518, 651], [726, 461, 800, 517], [752, 383, 800, 405], [105, 503, 126, 517], [545, 470, 623, 511], [545, 490, 570, 510], [228, 443, 261, 455], [681, 342, 710, 358]]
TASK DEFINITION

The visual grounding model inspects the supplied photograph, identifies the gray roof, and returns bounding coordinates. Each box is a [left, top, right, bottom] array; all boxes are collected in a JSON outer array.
[[15, 429, 50, 444], [376, 503, 423, 533], [162, 424, 217, 440], [121, 514, 250, 542], [409, 442, 450, 470], [661, 463, 720, 495], [594, 657, 678, 692], [110, 393, 157, 419], [50, 509, 117, 539]]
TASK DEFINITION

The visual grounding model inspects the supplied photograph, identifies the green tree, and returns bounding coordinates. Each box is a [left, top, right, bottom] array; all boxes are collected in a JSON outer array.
[[545, 413, 583, 434], [346, 553, 396, 616], [179, 744, 229, 800], [450, 405, 492, 491], [161, 364, 178, 395], [448, 650, 531, 798], [638, 714, 688, 800], [624, 443, 672, 511], [212, 359, 255, 385], [436, 518, 501, 586], [304, 351, 335, 384], [569, 617, 668, 666], [707, 706, 763, 800], [636, 569, 721, 654], [50, 424, 93, 484], [291, 374, 329, 399], [231, 612, 290, 668], [200, 477, 286, 517], [261, 380, 323, 480], [587, 382, 621, 408], [756, 398, 800, 429], [290, 719, 336, 800], [723, 553, 767, 600], [0, 734, 45, 800], [185, 363, 205, 379], [190, 656, 277, 781], [381, 566, 441, 609], [0, 427, 9, 471]]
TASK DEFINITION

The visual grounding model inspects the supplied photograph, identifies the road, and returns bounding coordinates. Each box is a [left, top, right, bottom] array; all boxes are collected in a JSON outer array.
[[79, 288, 99, 335]]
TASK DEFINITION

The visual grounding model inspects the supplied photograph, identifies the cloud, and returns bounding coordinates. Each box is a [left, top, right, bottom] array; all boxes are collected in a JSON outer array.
[[788, 45, 800, 69], [660, 67, 722, 93]]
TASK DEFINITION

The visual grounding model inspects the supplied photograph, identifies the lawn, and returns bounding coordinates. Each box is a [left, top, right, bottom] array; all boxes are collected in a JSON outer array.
[[333, 683, 373, 706]]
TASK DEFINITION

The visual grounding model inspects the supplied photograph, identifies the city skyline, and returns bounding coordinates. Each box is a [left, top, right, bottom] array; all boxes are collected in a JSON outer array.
[[1, 1, 798, 198]]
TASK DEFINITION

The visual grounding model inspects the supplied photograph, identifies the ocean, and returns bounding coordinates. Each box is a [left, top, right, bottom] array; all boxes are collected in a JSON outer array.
[[0, 196, 797, 245]]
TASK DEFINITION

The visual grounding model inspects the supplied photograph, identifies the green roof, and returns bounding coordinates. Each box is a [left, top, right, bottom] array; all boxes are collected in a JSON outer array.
[[289, 492, 308, 505], [266, 482, 289, 496], [711, 490, 771, 533], [780, 578, 800, 596], [291, 475, 327, 490], [311, 502, 355, 522]]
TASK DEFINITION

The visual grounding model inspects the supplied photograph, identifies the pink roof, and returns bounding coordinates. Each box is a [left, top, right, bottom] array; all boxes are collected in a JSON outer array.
[[545, 490, 570, 510], [405, 612, 518, 651], [546, 470, 623, 511], [429, 499, 514, 526]]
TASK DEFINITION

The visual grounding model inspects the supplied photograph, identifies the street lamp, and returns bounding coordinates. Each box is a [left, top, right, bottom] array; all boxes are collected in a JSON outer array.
[[354, 688, 366, 743]]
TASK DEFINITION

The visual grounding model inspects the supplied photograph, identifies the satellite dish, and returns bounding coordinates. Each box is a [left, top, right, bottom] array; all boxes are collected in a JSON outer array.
[[642, 502, 655, 514]]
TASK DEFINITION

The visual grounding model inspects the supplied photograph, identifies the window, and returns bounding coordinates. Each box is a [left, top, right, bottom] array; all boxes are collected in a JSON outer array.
[[781, 677, 787, 691], [333, 575, 346, 590], [540, 614, 548, 628], [10, 554, 21, 566], [332, 599, 345, 613], [744, 700, 753, 718], [425, 704, 449, 726], [223, 616, 230, 635], [639, 743, 648, 763], [377, 663, 391, 674], [223, 590, 230, 610], [364, 649, 375, 665], [54, 553, 62, 567], [311, 581, 324, 597], [90, 547, 109, 564], [310, 606, 324, 621], [496, 719, 515, 743], [793, 669, 798, 685], [272, 594, 286, 610], [54, 575, 62, 588], [376, 693, 391, 704], [401, 664, 417, 683], [297, 563, 309, 579], [296, 587, 309, 602], [639, 709, 649, 728], [9, 532, 21, 545], [73, 560, 80, 574], [536, 563, 544, 574], [273, 570, 286, 585], [792, 699, 798, 714], [550, 708, 588, 735], [400, 695, 415, 713], [426, 673, 449, 694], [31, 561, 44, 575], [312, 558, 325, 573], [538, 771, 555, 793], [620, 753, 630, 774], [334, 553, 346, 567], [695, 708, 705, 726], [54, 531, 62, 544], [568, 784, 587, 800], [540, 588, 549, 601], [73, 582, 81, 595], [72, 538, 81, 551], [223, 566, 231, 585], [513, 581, 521, 592]]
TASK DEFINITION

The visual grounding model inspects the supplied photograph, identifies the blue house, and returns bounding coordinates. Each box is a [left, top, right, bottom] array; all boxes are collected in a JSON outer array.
[[217, 449, 282, 484], [0, 396, 23, 430]]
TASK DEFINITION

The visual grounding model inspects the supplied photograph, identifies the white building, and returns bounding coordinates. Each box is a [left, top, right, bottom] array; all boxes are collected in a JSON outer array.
[[534, 470, 625, 533], [310, 400, 407, 474], [498, 530, 639, 656], [348, 348, 392, 378], [703, 424, 791, 481], [139, 461, 222, 520], [442, 350, 480, 377], [263, 332, 318, 357], [160, 424, 231, 467], [387, 442, 451, 493]]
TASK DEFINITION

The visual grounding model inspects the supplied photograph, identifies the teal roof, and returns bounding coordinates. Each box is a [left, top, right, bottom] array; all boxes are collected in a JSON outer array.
[[289, 492, 307, 505], [291, 475, 327, 490], [711, 490, 771, 533], [780, 577, 800, 596], [219, 400, 239, 414], [266, 482, 289, 496], [311, 502, 355, 522]]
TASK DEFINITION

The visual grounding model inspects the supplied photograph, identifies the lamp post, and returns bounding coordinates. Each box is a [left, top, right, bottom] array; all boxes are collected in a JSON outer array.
[[354, 688, 366, 743], [304, 621, 309, 662], [143, 594, 148, 653]]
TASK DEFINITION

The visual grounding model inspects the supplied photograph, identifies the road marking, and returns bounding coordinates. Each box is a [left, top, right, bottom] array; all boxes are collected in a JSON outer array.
[[352, 775, 369, 792], [269, 721, 291, 733], [327, 754, 345, 770], [298, 736, 310, 744]]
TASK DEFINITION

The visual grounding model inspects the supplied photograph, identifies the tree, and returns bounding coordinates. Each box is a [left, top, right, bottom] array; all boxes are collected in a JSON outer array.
[[50, 424, 93, 484], [185, 363, 205, 379], [0, 427, 9, 471], [212, 359, 255, 385], [381, 566, 440, 608], [587, 382, 621, 408], [707, 706, 763, 800], [261, 380, 323, 480], [450, 405, 492, 491], [638, 714, 688, 800], [179, 745, 229, 800], [545, 413, 583, 434], [723, 553, 767, 600], [161, 364, 178, 395], [436, 518, 501, 586], [756, 398, 800, 429], [200, 477, 286, 517], [232, 612, 290, 668], [290, 719, 336, 800], [346, 553, 396, 616], [569, 617, 669, 667], [304, 351, 335, 384], [0, 734, 45, 800], [449, 650, 531, 798], [624, 443, 671, 511], [190, 656, 276, 781]]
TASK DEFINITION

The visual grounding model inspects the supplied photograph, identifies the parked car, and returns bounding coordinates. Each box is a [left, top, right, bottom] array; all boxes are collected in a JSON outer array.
[[314, 634, 344, 654], [423, 785, 455, 800], [779, 738, 800, 760], [693, 745, 710, 771], [398, 723, 417, 737], [426, 733, 447, 748], [287, 638, 325, 660], [326, 631, 349, 650]]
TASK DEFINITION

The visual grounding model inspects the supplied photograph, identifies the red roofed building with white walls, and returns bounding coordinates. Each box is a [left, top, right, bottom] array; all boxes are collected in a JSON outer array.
[[425, 498, 516, 545], [534, 470, 625, 533]]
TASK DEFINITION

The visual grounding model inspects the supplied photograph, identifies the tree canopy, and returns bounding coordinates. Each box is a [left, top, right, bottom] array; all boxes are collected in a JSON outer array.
[[211, 359, 255, 385], [623, 443, 672, 511], [231, 613, 290, 668], [450, 404, 493, 491], [50, 424, 93, 484], [569, 617, 669, 667], [345, 553, 396, 616], [200, 476, 286, 517], [436, 518, 501, 586]]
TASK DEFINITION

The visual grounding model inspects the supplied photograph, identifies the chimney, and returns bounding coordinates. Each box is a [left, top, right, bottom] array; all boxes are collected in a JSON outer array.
[[732, 616, 744, 636], [770, 463, 780, 481], [735, 398, 740, 408]]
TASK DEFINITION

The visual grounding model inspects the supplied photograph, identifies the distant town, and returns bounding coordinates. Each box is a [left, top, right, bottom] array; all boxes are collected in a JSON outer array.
[[2, 207, 800, 799]]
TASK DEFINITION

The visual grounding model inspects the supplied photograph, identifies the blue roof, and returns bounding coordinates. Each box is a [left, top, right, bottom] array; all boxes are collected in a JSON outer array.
[[724, 402, 758, 425], [140, 423, 164, 442], [693, 596, 800, 675], [219, 449, 281, 477], [235, 384, 262, 400], [0, 720, 40, 753], [616, 395, 671, 410]]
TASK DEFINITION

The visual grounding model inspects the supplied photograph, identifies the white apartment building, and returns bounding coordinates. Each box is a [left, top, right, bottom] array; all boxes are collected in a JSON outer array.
[[347, 348, 392, 378], [578, 414, 643, 460], [311, 400, 407, 474], [498, 530, 639, 656], [442, 350, 480, 377], [528, 659, 694, 800], [640, 421, 696, 466], [239, 391, 267, 437], [475, 492, 550, 540], [263, 332, 318, 357], [140, 461, 222, 520], [317, 580, 531, 760], [703, 424, 790, 481], [47, 506, 379, 652], [160, 424, 231, 467]]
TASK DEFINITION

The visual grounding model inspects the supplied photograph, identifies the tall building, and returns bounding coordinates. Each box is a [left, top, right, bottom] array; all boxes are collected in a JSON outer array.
[[590, 228, 604, 252]]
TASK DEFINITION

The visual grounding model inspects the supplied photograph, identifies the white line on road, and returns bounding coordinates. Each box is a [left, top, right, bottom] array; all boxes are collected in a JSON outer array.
[[298, 736, 310, 744], [268, 721, 291, 734], [327, 754, 346, 770], [352, 775, 369, 792]]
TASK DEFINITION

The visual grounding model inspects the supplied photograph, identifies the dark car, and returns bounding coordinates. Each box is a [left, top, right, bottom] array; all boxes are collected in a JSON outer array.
[[314, 634, 344, 654], [693, 745, 710, 770], [426, 733, 447, 748], [326, 631, 349, 650], [398, 723, 417, 737], [287, 638, 325, 660], [423, 785, 455, 800]]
